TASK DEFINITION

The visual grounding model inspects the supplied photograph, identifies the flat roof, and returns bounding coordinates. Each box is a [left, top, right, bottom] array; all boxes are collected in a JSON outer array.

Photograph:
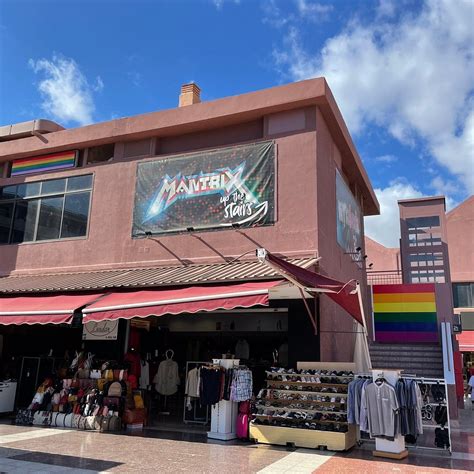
[[0, 78, 379, 215]]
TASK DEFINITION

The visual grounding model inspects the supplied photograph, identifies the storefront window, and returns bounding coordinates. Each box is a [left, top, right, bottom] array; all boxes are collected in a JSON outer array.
[[0, 174, 93, 244]]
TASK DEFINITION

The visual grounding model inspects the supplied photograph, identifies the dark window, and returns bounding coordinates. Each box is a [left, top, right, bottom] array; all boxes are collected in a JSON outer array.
[[406, 216, 440, 229], [61, 192, 90, 238], [11, 199, 39, 243], [87, 144, 114, 164], [0, 175, 92, 244], [41, 178, 66, 195], [17, 182, 41, 198], [0, 202, 14, 243], [36, 196, 64, 241], [67, 175, 92, 191], [0, 185, 17, 200], [453, 283, 474, 308]]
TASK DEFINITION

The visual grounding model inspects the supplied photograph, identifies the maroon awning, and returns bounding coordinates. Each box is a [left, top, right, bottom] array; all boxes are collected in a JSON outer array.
[[258, 250, 364, 325], [82, 281, 282, 323], [0, 293, 104, 325]]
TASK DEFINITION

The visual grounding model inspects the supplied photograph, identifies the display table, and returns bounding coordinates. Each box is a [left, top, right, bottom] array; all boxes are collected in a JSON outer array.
[[250, 423, 356, 451], [249, 362, 356, 451]]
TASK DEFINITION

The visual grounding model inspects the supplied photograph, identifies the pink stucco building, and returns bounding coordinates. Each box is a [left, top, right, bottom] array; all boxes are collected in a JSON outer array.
[[0, 79, 379, 374]]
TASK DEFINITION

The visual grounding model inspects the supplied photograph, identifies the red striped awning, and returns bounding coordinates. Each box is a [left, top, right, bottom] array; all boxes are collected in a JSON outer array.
[[0, 293, 104, 325], [457, 331, 474, 352], [82, 281, 281, 323]]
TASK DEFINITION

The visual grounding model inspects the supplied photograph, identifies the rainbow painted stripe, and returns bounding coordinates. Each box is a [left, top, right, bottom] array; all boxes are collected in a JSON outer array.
[[11, 151, 77, 176], [373, 283, 438, 343]]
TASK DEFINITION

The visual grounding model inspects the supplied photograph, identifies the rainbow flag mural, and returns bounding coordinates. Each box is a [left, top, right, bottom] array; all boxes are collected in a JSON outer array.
[[373, 283, 438, 343], [11, 151, 77, 176]]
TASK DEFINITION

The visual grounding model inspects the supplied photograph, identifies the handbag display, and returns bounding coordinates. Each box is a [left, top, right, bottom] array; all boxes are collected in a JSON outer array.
[[15, 409, 34, 426], [101, 415, 121, 432], [33, 411, 52, 426], [104, 370, 114, 382], [72, 414, 81, 428], [78, 415, 87, 430], [77, 369, 90, 379], [52, 412, 65, 427], [107, 382, 123, 397], [64, 413, 74, 428], [90, 369, 102, 379]]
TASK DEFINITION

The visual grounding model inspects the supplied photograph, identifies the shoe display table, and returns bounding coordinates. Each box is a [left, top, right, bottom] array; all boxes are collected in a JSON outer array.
[[249, 362, 357, 451]]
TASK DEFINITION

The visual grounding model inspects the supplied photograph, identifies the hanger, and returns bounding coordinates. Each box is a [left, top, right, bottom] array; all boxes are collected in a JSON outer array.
[[165, 349, 174, 360]]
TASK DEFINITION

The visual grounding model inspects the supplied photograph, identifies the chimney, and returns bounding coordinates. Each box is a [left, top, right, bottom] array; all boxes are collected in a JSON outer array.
[[179, 83, 201, 107]]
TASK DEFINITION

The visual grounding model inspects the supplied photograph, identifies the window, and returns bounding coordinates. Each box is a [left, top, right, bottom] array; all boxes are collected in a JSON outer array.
[[87, 144, 114, 164], [453, 283, 474, 308], [0, 175, 92, 244], [406, 215, 442, 248]]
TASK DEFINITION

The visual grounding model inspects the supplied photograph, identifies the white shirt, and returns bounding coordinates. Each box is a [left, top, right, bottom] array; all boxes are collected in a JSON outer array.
[[139, 360, 150, 389]]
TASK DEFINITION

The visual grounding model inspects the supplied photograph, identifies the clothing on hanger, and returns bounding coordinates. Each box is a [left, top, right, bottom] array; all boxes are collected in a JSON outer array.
[[153, 352, 180, 396], [364, 380, 399, 438], [139, 360, 150, 390]]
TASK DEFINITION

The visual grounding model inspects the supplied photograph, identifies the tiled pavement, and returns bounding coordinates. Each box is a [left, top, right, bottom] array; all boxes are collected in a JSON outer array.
[[0, 416, 473, 473]]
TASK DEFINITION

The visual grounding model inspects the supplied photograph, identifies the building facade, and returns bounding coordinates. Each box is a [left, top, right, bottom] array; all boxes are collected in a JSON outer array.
[[0, 79, 378, 375]]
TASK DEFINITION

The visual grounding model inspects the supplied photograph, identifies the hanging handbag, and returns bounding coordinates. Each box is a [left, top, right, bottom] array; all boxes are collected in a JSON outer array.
[[77, 369, 90, 379], [104, 369, 114, 382], [90, 369, 102, 380], [434, 405, 448, 426], [133, 393, 144, 409]]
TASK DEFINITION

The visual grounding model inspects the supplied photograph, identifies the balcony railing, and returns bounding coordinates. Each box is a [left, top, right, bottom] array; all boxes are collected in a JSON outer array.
[[367, 270, 402, 285]]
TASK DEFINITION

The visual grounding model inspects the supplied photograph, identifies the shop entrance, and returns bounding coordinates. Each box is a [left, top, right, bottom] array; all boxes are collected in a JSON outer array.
[[131, 309, 289, 433]]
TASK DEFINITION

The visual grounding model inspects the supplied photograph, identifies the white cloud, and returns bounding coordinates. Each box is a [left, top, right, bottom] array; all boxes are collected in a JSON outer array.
[[29, 54, 102, 126], [211, 0, 240, 10], [273, 0, 474, 193], [263, 0, 293, 28], [374, 154, 398, 164], [430, 176, 459, 196], [296, 0, 333, 20], [376, 0, 396, 18], [364, 181, 424, 247], [127, 71, 142, 87]]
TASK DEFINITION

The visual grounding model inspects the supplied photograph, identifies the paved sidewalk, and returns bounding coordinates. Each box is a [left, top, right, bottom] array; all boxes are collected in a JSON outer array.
[[0, 422, 472, 473]]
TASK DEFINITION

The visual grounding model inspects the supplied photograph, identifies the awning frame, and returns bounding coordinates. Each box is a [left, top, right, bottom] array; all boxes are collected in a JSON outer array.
[[257, 248, 372, 369]]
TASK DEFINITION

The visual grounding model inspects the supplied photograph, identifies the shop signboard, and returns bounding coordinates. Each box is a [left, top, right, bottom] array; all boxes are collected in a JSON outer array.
[[132, 141, 275, 236], [82, 320, 119, 340], [336, 170, 362, 254]]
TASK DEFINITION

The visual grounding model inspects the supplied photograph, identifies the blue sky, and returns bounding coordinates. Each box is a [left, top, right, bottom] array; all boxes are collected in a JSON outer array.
[[1, 0, 473, 246]]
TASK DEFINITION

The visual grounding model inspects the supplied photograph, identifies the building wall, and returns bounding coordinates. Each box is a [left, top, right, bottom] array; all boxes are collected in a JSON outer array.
[[315, 108, 365, 362], [398, 197, 451, 285], [0, 109, 320, 276], [446, 196, 474, 283]]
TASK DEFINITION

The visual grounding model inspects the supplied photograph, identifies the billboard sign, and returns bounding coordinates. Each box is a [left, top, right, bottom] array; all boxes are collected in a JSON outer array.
[[336, 170, 362, 254], [133, 141, 275, 236]]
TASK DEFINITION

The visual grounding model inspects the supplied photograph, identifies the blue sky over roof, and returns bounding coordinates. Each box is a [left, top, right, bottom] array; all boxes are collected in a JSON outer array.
[[0, 0, 472, 246]]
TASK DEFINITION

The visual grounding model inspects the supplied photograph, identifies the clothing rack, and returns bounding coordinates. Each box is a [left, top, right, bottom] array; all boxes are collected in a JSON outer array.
[[183, 361, 209, 425], [353, 373, 452, 453]]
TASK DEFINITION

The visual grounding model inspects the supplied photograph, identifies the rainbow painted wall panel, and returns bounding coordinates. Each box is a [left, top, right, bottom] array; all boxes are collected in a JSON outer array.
[[373, 283, 438, 343], [11, 151, 77, 176]]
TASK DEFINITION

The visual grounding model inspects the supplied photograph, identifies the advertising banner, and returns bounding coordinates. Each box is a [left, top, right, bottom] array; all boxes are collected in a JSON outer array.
[[133, 141, 275, 236], [82, 320, 119, 341], [336, 170, 362, 254]]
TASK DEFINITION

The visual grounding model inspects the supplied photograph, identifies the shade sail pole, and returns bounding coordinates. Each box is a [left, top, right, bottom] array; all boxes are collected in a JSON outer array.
[[355, 282, 372, 370]]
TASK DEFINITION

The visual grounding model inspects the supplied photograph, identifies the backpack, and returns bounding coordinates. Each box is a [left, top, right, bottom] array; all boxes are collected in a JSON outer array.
[[107, 382, 122, 397]]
